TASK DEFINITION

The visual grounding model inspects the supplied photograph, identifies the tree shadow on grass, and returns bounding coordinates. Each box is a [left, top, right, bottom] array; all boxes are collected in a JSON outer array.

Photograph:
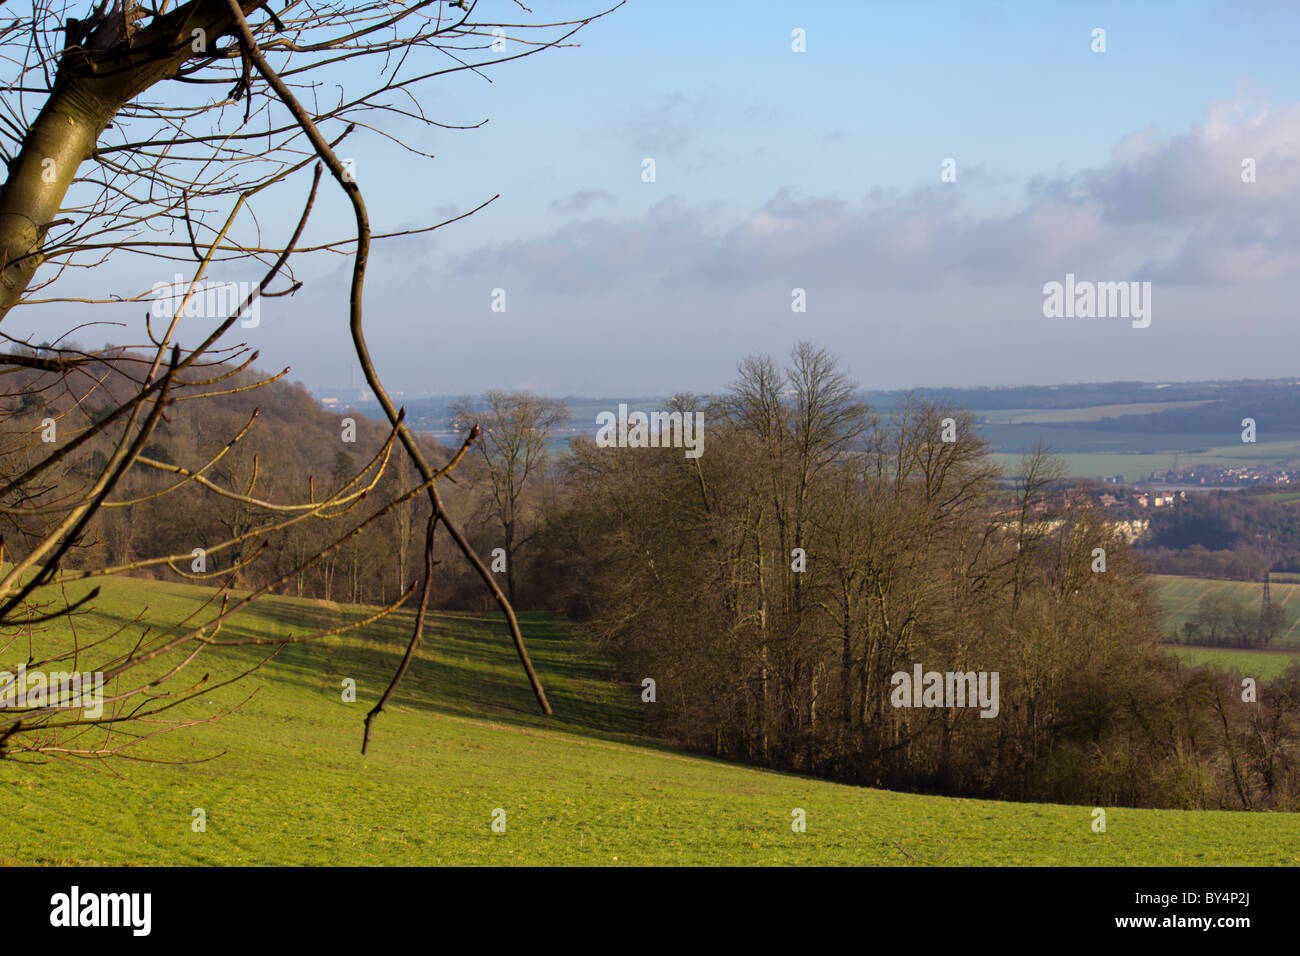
[[83, 591, 645, 746]]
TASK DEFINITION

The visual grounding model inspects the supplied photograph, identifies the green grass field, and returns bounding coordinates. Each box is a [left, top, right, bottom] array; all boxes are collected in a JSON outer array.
[[989, 439, 1300, 481], [1152, 574, 1300, 647], [2, 574, 1297, 866], [1166, 645, 1300, 678], [1152, 574, 1300, 677]]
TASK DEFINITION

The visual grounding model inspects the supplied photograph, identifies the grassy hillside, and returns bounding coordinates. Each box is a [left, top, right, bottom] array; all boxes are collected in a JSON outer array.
[[2, 575, 1297, 866], [1151, 574, 1300, 677], [1152, 574, 1300, 646]]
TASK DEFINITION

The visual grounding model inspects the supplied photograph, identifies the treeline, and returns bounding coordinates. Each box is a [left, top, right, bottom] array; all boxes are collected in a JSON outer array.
[[1176, 593, 1287, 649], [527, 345, 1300, 811], [1140, 545, 1273, 581], [1066, 384, 1300, 434], [0, 353, 511, 611], [878, 380, 1254, 413], [8, 344, 1300, 810], [1139, 491, 1300, 578]]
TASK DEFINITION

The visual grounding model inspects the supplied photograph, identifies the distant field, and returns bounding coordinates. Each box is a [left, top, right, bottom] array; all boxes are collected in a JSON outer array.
[[1153, 574, 1300, 677], [555, 401, 1300, 483], [1152, 574, 1300, 646], [1167, 645, 1300, 679], [3, 574, 1296, 865], [565, 400, 661, 425], [974, 400, 1214, 425], [990, 438, 1300, 481]]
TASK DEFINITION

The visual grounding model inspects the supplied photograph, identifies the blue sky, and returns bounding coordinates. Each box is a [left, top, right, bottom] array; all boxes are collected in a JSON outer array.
[[22, 0, 1300, 397]]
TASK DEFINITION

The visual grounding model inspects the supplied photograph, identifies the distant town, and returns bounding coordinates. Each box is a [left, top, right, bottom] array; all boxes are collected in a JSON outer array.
[[1142, 464, 1294, 487]]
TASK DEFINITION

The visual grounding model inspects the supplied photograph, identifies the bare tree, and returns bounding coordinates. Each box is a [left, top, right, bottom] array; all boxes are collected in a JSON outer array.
[[451, 390, 568, 603], [0, 0, 618, 759]]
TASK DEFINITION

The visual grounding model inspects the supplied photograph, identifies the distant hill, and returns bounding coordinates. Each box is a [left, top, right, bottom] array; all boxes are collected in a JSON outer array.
[[335, 378, 1300, 485], [348, 378, 1300, 439]]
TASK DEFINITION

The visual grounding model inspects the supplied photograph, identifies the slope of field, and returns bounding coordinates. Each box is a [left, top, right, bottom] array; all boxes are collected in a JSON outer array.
[[1152, 574, 1300, 647], [1153, 574, 1300, 677], [2, 575, 1297, 866]]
